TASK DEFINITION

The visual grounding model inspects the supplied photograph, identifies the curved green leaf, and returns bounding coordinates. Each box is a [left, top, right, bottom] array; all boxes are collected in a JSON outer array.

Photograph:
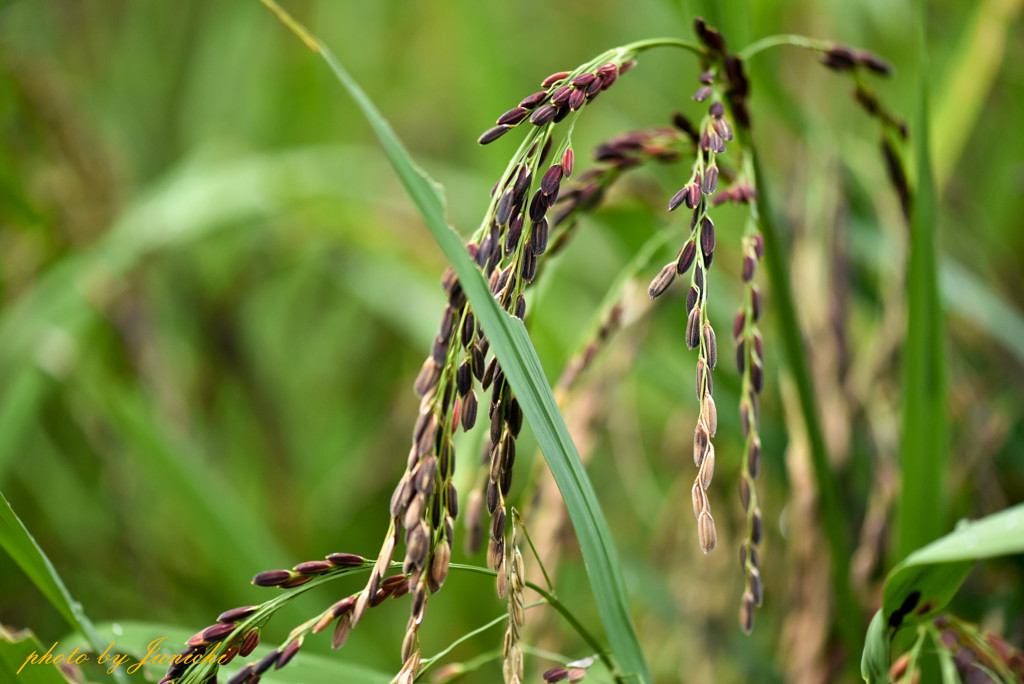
[[861, 504, 1024, 681], [260, 2, 649, 681]]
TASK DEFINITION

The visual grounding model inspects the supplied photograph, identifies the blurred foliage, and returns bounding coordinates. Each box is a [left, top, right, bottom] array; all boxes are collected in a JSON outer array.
[[1, 0, 1022, 682]]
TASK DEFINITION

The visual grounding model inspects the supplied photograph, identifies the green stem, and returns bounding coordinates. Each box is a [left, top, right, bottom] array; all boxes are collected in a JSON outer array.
[[737, 33, 831, 61], [620, 37, 706, 58], [513, 509, 556, 593]]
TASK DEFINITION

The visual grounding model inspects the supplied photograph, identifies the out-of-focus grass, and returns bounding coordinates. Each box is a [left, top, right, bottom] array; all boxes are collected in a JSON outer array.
[[1, 0, 1023, 682]]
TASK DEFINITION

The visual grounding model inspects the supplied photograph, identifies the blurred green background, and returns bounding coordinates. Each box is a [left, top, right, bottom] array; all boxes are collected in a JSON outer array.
[[1, 0, 1022, 682]]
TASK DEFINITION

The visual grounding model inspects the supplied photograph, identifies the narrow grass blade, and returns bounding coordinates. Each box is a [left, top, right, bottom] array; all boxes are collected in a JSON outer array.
[[860, 504, 1024, 681], [897, 0, 947, 561], [0, 491, 129, 684], [260, 2, 650, 681]]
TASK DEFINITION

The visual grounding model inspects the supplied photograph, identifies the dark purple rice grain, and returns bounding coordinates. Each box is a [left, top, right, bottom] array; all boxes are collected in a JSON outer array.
[[253, 570, 292, 587], [677, 241, 697, 274], [478, 125, 511, 145], [714, 117, 734, 142], [515, 293, 526, 319], [512, 168, 531, 204], [742, 255, 756, 282], [497, 107, 529, 126], [703, 323, 718, 369], [226, 665, 255, 684], [327, 552, 366, 567], [520, 91, 548, 109], [254, 651, 281, 675], [749, 438, 761, 477], [521, 249, 538, 281], [855, 50, 892, 75], [462, 391, 478, 432], [686, 307, 701, 350], [701, 166, 719, 195], [701, 216, 716, 255], [694, 262, 705, 293], [470, 344, 485, 379], [751, 286, 762, 321], [541, 164, 564, 195], [585, 77, 603, 97], [541, 71, 570, 88], [648, 263, 677, 299], [553, 106, 571, 124], [752, 508, 763, 544], [482, 357, 497, 389], [709, 101, 725, 118], [687, 183, 702, 209], [530, 104, 559, 126], [550, 85, 572, 107], [822, 45, 857, 71], [751, 360, 764, 393], [431, 335, 448, 364], [733, 311, 745, 340], [693, 85, 713, 102], [736, 341, 746, 374], [561, 148, 575, 177], [486, 478, 499, 514], [687, 285, 699, 312], [496, 190, 514, 226], [294, 560, 334, 575], [544, 667, 570, 682], [507, 399, 523, 436], [461, 312, 476, 348], [505, 217, 523, 255], [529, 190, 547, 222], [276, 640, 301, 670], [217, 606, 258, 623], [699, 70, 714, 84], [668, 187, 689, 212], [531, 218, 549, 255]]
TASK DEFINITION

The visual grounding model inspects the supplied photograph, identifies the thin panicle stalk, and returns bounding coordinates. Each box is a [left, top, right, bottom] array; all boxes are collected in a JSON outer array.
[[748, 147, 859, 654]]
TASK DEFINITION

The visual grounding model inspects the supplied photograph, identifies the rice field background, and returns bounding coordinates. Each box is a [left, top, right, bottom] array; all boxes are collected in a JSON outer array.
[[1, 1, 1023, 682]]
